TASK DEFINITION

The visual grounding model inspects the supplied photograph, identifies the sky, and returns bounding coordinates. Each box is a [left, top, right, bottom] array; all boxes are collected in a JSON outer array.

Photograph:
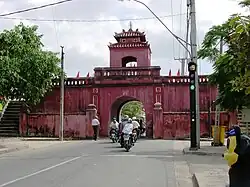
[[0, 0, 247, 77]]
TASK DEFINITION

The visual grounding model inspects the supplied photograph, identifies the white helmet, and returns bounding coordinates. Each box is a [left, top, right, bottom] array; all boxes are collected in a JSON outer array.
[[128, 118, 132, 123], [123, 115, 129, 120], [132, 117, 136, 120]]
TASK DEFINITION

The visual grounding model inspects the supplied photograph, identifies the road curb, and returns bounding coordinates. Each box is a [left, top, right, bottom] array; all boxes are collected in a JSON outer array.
[[182, 148, 223, 156], [19, 137, 94, 141], [20, 138, 59, 141], [177, 138, 213, 142], [192, 173, 199, 187], [0, 145, 29, 155]]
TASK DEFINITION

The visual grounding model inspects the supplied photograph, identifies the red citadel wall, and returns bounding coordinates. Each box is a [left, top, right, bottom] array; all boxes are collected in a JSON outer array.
[[19, 76, 231, 139], [19, 82, 94, 138]]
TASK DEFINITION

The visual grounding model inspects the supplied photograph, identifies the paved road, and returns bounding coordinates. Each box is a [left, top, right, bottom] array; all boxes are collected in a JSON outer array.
[[0, 139, 193, 187]]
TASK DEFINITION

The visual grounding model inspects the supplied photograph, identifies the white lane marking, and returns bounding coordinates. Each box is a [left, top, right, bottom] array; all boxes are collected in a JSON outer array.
[[100, 154, 173, 158], [0, 156, 83, 187]]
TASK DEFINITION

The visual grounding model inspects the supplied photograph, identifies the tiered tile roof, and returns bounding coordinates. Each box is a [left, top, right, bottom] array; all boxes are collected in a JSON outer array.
[[109, 42, 149, 48]]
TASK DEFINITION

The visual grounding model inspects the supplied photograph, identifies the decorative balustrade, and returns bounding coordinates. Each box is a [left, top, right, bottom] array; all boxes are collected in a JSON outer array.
[[52, 78, 94, 87], [51, 72, 209, 87], [162, 75, 209, 84], [94, 66, 161, 79]]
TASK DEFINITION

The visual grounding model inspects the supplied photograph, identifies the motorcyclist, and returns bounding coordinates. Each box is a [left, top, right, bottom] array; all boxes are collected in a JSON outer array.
[[139, 119, 146, 136], [119, 115, 129, 135], [132, 117, 140, 137], [121, 118, 134, 145], [109, 117, 119, 137]]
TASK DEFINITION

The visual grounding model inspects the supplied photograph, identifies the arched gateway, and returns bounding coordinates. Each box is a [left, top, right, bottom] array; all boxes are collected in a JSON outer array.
[[19, 26, 230, 139]]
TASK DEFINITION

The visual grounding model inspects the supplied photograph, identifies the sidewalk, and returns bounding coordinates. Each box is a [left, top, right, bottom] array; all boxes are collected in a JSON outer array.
[[176, 140, 229, 187], [0, 137, 69, 155], [183, 145, 225, 156]]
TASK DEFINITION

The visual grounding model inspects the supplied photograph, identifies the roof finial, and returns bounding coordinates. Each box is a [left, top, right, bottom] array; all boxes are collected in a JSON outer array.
[[129, 21, 133, 31]]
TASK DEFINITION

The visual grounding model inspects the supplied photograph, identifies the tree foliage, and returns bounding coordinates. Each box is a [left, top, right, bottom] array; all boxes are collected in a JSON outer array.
[[239, 0, 250, 7], [0, 23, 61, 105], [121, 101, 145, 118], [197, 1, 250, 111]]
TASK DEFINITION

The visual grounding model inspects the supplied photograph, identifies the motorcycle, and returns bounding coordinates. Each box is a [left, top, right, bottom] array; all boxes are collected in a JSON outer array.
[[123, 133, 133, 152], [132, 128, 138, 143], [110, 129, 118, 143]]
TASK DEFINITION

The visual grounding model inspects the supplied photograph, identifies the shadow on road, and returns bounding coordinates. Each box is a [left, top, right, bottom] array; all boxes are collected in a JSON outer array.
[[108, 149, 126, 153], [104, 145, 121, 148], [97, 141, 113, 144]]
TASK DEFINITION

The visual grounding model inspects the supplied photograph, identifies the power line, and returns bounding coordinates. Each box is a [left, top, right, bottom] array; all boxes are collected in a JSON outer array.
[[0, 0, 73, 17], [0, 13, 186, 22]]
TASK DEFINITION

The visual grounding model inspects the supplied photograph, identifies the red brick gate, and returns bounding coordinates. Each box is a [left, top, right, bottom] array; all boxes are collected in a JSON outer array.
[[19, 26, 231, 139]]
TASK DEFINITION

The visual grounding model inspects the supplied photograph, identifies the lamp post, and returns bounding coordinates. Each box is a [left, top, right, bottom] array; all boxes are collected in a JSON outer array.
[[119, 0, 200, 149]]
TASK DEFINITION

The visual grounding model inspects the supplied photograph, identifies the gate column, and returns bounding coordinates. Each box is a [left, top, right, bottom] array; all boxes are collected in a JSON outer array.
[[153, 102, 163, 139], [86, 104, 97, 138]]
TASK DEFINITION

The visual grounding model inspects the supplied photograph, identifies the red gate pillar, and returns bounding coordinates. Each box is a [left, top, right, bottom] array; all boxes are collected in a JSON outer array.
[[153, 102, 163, 139], [86, 104, 97, 138]]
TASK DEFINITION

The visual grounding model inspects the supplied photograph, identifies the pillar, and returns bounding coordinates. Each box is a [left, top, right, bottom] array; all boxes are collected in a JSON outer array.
[[19, 104, 30, 136], [86, 104, 97, 138], [19, 113, 27, 136], [153, 102, 163, 139]]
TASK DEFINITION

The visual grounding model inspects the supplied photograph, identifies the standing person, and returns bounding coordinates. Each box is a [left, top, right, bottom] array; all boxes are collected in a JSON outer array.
[[92, 116, 100, 141], [223, 126, 250, 187]]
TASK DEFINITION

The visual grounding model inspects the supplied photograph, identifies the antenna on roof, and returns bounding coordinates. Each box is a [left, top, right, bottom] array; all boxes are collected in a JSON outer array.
[[129, 21, 133, 30]]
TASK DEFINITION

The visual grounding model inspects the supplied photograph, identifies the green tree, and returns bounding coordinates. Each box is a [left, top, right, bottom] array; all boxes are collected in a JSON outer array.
[[239, 0, 250, 7], [121, 101, 144, 118], [197, 1, 250, 111], [0, 23, 61, 105]]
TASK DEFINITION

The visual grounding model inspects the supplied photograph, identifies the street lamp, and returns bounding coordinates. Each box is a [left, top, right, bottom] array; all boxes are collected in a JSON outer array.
[[119, 0, 200, 149]]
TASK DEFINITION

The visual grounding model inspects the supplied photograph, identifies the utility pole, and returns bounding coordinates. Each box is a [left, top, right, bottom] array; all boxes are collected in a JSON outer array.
[[174, 4, 191, 76], [189, 0, 200, 149], [185, 3, 190, 73], [174, 58, 186, 76], [59, 46, 65, 141], [213, 37, 223, 146]]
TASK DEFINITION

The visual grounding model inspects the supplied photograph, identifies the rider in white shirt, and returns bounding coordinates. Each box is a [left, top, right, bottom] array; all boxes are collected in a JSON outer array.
[[109, 117, 119, 136], [132, 116, 140, 137], [122, 118, 134, 135], [109, 117, 119, 129], [132, 117, 140, 129]]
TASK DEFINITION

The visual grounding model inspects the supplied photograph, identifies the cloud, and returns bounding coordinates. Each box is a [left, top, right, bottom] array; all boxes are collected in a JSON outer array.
[[0, 0, 245, 76]]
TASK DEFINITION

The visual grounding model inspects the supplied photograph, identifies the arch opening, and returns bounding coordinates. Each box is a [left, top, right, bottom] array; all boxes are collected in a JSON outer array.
[[110, 96, 146, 136], [122, 56, 137, 67]]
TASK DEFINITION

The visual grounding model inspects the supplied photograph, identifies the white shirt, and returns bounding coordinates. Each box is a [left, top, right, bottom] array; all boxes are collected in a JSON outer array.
[[109, 121, 119, 129], [92, 118, 100, 126], [122, 123, 133, 134], [132, 120, 140, 129]]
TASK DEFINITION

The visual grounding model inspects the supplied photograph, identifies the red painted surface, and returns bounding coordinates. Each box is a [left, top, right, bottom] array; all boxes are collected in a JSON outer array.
[[110, 48, 151, 67], [20, 113, 90, 138], [20, 75, 225, 139], [109, 29, 151, 67], [161, 112, 230, 139], [33, 87, 92, 113], [153, 103, 163, 139], [19, 27, 236, 139], [99, 85, 154, 137]]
